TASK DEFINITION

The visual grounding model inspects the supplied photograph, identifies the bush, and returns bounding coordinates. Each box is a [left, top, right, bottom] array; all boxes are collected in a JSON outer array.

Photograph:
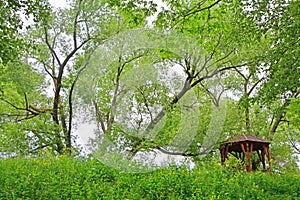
[[0, 157, 299, 199]]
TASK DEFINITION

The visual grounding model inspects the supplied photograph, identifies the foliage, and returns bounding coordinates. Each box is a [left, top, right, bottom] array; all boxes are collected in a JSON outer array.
[[0, 157, 299, 199], [0, 0, 50, 64], [0, 0, 155, 156], [257, 0, 300, 102], [0, 0, 299, 171]]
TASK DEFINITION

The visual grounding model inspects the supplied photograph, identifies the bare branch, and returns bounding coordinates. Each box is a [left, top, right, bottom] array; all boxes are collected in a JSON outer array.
[[191, 63, 245, 88], [205, 34, 223, 65], [270, 112, 284, 134], [68, 48, 96, 141], [73, 0, 83, 49], [289, 138, 300, 154], [248, 77, 265, 95], [108, 51, 148, 128], [93, 100, 107, 133], [208, 47, 236, 68], [137, 87, 154, 123], [0, 112, 37, 122], [44, 27, 62, 67], [42, 61, 55, 80], [1, 98, 30, 112], [199, 82, 221, 107], [234, 67, 247, 80], [61, 39, 90, 69]]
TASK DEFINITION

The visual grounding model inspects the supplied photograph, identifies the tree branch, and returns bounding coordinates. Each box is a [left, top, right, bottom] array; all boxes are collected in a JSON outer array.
[[44, 27, 61, 67], [73, 0, 83, 49], [68, 48, 96, 145], [156, 143, 215, 157], [93, 100, 106, 133], [172, 0, 222, 28], [183, 0, 222, 18], [248, 77, 265, 95]]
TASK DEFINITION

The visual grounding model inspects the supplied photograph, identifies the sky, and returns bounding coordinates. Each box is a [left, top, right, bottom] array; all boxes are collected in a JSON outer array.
[[48, 0, 68, 8]]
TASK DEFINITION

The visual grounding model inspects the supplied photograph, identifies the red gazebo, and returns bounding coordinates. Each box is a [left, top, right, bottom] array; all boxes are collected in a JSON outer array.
[[220, 134, 271, 172]]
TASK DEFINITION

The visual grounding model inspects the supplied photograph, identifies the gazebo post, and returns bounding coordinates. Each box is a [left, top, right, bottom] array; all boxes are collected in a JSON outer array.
[[220, 146, 225, 164], [261, 146, 266, 170], [265, 144, 271, 170], [242, 152, 244, 162], [225, 144, 229, 161], [240, 142, 254, 172]]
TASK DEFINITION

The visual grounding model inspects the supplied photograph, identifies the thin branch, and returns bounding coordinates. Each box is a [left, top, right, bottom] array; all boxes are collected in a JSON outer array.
[[0, 113, 38, 122], [44, 27, 61, 67], [234, 67, 247, 80], [172, 0, 222, 29], [73, 0, 83, 49], [16, 114, 39, 122], [68, 48, 96, 142], [24, 93, 29, 110], [42, 61, 55, 80], [93, 100, 106, 133], [138, 87, 154, 123], [191, 63, 246, 88], [61, 39, 90, 69], [208, 47, 236, 68], [156, 143, 215, 157], [270, 112, 284, 134], [1, 98, 31, 112], [289, 138, 300, 154], [200, 82, 218, 105], [204, 34, 223, 67], [108, 51, 148, 127], [183, 0, 221, 18], [248, 77, 265, 95]]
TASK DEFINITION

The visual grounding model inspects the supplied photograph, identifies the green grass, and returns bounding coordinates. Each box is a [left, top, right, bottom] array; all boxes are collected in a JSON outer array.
[[0, 157, 299, 200]]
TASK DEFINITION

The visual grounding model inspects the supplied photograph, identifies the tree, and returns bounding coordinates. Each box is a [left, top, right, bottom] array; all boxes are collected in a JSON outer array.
[[0, 0, 156, 156], [82, 0, 272, 161], [0, 0, 298, 171], [0, 0, 50, 156], [251, 0, 300, 165], [231, 0, 300, 168]]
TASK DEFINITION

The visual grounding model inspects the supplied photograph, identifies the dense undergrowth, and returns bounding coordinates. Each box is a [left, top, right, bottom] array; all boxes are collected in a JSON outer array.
[[1, 157, 300, 200]]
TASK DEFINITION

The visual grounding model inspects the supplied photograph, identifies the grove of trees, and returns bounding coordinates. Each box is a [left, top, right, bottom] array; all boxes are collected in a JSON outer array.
[[0, 0, 299, 171]]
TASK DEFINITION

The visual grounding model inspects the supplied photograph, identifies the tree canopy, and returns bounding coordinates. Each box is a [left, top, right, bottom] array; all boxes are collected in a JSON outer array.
[[0, 0, 299, 171]]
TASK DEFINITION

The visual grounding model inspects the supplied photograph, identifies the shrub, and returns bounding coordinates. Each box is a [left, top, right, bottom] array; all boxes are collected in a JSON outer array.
[[0, 157, 299, 199]]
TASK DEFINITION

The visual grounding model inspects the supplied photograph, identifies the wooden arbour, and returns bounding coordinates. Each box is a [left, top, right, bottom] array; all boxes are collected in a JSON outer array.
[[220, 134, 271, 172]]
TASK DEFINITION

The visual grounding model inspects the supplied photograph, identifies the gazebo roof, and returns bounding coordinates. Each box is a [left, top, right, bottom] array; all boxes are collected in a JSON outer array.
[[222, 134, 270, 145]]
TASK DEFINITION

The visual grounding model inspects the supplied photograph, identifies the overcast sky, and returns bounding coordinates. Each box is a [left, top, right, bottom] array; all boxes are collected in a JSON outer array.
[[48, 0, 68, 8]]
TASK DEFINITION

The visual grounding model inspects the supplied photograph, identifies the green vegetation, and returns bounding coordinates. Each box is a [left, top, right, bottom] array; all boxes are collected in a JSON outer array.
[[1, 157, 299, 200], [0, 0, 299, 198]]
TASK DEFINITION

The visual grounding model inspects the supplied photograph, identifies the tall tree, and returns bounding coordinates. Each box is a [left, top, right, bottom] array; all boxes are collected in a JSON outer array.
[[84, 0, 270, 159], [0, 0, 156, 156]]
